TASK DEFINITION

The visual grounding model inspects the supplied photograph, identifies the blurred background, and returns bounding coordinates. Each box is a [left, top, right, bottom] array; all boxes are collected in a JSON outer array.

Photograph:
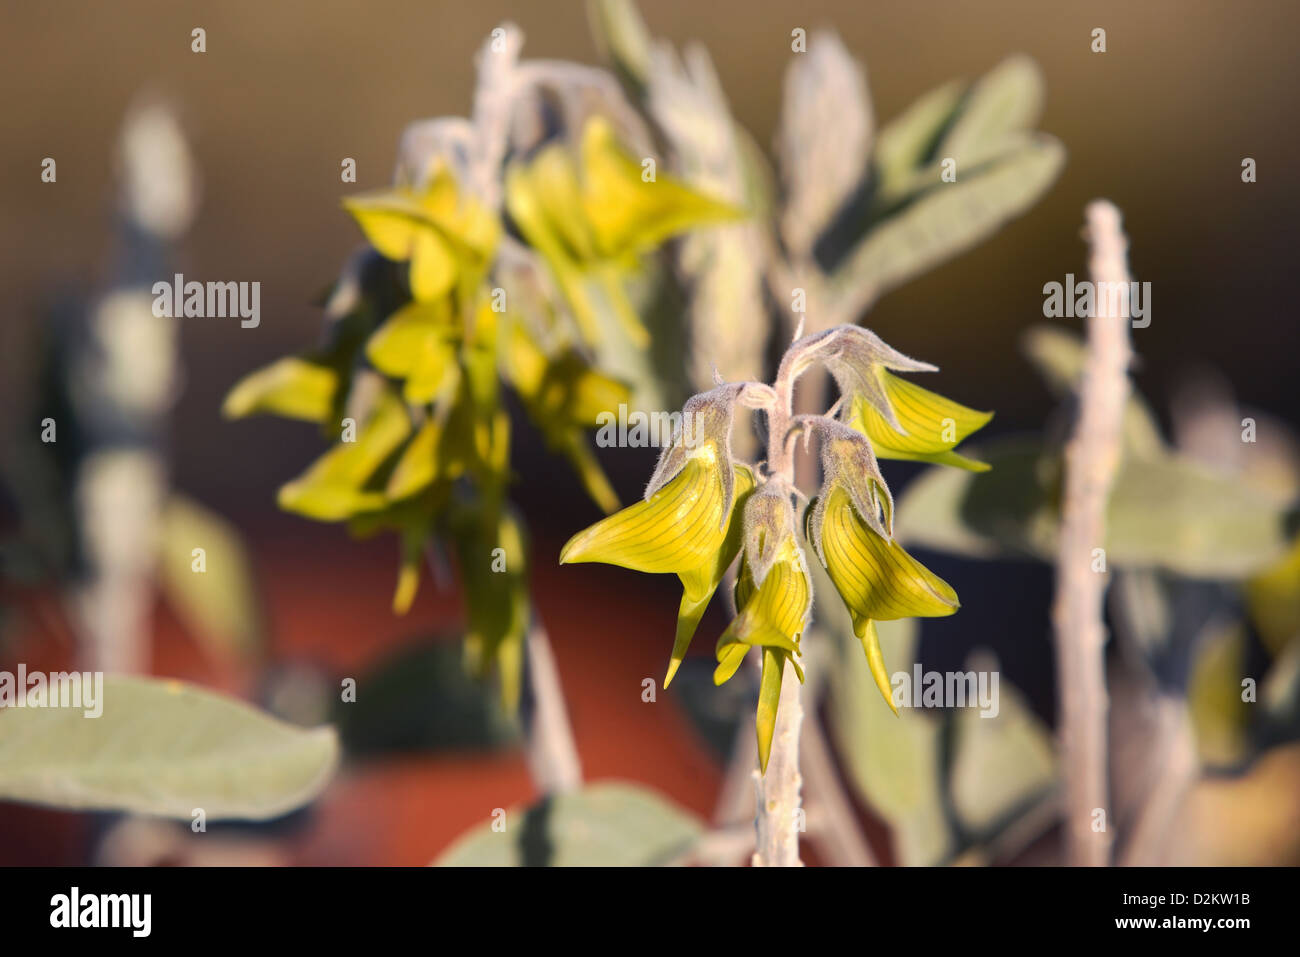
[[1, 0, 1297, 865]]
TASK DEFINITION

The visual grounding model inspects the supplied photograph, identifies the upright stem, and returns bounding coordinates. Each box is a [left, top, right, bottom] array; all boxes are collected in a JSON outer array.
[[523, 617, 583, 795], [752, 358, 805, 866], [1051, 200, 1133, 866]]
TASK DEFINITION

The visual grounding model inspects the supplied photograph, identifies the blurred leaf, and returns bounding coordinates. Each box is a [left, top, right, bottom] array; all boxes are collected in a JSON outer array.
[[829, 133, 1064, 313], [950, 658, 1056, 837], [937, 55, 1045, 161], [897, 437, 1294, 579], [587, 0, 653, 89], [1021, 326, 1165, 455], [332, 639, 519, 756], [872, 79, 965, 196], [434, 781, 703, 866], [777, 30, 871, 260], [826, 616, 952, 865], [0, 676, 337, 820], [157, 494, 262, 663]]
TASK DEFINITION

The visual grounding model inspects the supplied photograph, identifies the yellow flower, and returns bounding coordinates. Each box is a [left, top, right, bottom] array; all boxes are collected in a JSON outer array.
[[712, 486, 811, 773], [560, 385, 757, 686], [365, 299, 463, 406], [846, 370, 993, 472], [343, 163, 498, 304], [505, 115, 742, 348], [276, 387, 413, 522], [810, 475, 960, 715], [561, 447, 753, 686]]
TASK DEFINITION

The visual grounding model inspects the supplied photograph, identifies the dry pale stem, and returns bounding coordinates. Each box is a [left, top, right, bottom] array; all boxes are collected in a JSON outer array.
[[1051, 200, 1134, 866]]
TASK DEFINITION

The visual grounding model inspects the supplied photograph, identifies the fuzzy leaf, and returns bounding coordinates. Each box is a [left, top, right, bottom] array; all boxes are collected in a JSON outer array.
[[0, 676, 337, 820], [434, 781, 703, 866]]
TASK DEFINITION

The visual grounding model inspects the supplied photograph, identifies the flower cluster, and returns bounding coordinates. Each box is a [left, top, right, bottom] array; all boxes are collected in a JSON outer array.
[[224, 114, 738, 709], [562, 325, 991, 769]]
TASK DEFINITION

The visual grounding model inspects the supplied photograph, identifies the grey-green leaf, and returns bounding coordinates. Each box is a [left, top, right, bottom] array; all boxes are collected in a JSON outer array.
[[896, 437, 1294, 578], [434, 781, 704, 866], [831, 133, 1064, 316], [0, 676, 338, 820], [872, 79, 965, 197], [950, 656, 1056, 837], [826, 615, 952, 865], [938, 55, 1045, 161], [777, 29, 872, 260]]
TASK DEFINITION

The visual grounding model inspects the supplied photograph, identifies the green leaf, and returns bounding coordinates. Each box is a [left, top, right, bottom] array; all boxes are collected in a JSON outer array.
[[896, 437, 1294, 579], [830, 133, 1064, 310], [0, 676, 338, 820], [433, 781, 704, 866], [938, 55, 1045, 161], [872, 79, 965, 195], [825, 614, 952, 865], [950, 657, 1056, 837], [587, 0, 653, 89], [157, 494, 262, 663], [776, 29, 872, 259]]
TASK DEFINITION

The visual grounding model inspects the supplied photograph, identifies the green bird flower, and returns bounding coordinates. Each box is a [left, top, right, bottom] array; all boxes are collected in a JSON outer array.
[[808, 426, 960, 714], [819, 325, 993, 472], [714, 483, 811, 773], [560, 383, 762, 686]]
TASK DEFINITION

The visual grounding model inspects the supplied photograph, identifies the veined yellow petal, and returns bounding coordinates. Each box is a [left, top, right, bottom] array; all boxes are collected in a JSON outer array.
[[559, 447, 728, 575], [222, 356, 337, 423], [851, 372, 993, 472], [820, 485, 959, 621], [742, 539, 811, 643], [665, 464, 755, 687]]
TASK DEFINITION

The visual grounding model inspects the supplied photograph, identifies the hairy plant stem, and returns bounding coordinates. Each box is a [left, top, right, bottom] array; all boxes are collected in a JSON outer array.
[[1051, 200, 1134, 866], [752, 356, 805, 867]]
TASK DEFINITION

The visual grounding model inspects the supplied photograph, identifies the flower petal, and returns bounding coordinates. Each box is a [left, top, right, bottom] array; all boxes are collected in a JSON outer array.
[[859, 619, 899, 716], [559, 450, 727, 575], [819, 485, 959, 621], [850, 372, 993, 472]]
